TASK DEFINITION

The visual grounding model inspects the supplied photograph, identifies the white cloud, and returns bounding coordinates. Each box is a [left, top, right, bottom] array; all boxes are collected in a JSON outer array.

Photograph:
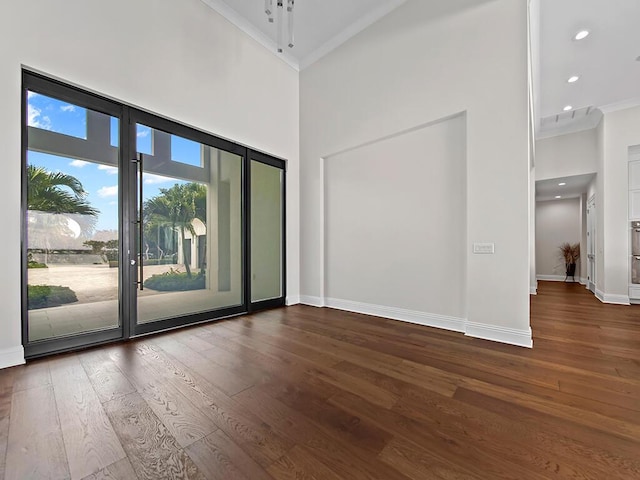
[[98, 164, 118, 175], [69, 160, 89, 168], [108, 201, 117, 206], [137, 128, 151, 138], [27, 91, 39, 99], [27, 104, 52, 130], [144, 173, 172, 185], [60, 104, 76, 112], [97, 185, 118, 198]]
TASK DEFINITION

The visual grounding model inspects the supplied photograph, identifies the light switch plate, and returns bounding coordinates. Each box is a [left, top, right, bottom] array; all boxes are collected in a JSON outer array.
[[473, 243, 495, 254]]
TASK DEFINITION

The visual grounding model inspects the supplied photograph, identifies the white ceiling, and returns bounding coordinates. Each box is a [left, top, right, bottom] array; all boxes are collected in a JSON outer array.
[[536, 173, 595, 202], [536, 0, 640, 137], [196, 1, 635, 206], [200, 0, 407, 70]]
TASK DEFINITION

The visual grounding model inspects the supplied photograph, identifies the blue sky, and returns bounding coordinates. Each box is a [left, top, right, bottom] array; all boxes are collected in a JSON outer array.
[[27, 92, 200, 233]]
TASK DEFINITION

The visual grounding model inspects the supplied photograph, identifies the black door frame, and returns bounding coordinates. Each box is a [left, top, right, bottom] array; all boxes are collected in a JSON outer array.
[[21, 70, 287, 359]]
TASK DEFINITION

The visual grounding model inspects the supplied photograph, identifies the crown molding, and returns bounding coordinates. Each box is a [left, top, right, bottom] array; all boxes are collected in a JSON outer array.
[[299, 0, 409, 70], [200, 0, 408, 72], [199, 0, 300, 71], [598, 96, 640, 114], [536, 110, 602, 140]]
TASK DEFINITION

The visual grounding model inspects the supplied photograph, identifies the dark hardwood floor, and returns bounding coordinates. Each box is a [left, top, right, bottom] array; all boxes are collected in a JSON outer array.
[[1, 281, 639, 479]]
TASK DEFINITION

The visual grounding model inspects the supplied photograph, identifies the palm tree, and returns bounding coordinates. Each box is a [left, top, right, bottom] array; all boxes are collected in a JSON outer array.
[[27, 165, 98, 216], [144, 183, 206, 278], [27, 165, 99, 262]]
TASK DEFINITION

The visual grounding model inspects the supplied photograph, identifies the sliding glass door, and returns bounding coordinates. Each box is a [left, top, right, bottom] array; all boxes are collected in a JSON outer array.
[[22, 72, 286, 358], [128, 114, 247, 335]]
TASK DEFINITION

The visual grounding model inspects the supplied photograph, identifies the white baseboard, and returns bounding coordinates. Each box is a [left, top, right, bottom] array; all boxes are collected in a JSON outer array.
[[0, 346, 25, 369], [302, 296, 532, 348], [579, 277, 587, 286], [285, 295, 300, 306], [324, 297, 466, 333], [595, 289, 630, 305], [530, 287, 537, 295], [300, 295, 326, 307], [465, 322, 533, 348], [536, 274, 580, 283]]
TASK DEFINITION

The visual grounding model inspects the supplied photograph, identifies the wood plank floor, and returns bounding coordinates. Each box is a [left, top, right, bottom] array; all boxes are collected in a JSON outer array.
[[1, 281, 639, 479]]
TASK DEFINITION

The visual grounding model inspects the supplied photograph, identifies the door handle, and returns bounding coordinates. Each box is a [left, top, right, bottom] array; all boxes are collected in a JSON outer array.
[[132, 153, 144, 290]]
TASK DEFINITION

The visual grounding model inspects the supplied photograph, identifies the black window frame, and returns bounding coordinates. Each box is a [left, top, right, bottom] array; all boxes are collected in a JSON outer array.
[[21, 70, 287, 359]]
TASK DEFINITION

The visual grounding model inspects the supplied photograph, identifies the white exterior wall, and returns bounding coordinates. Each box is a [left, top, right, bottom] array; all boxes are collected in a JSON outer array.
[[300, 0, 532, 347], [0, 0, 300, 367]]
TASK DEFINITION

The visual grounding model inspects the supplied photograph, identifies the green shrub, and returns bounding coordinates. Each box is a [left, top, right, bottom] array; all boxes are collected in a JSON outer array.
[[27, 260, 48, 269], [143, 270, 205, 291], [27, 252, 47, 269], [28, 285, 78, 309]]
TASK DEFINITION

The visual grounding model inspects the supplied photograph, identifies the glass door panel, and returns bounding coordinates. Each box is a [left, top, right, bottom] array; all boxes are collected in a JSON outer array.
[[134, 124, 243, 326], [25, 90, 120, 342], [250, 160, 284, 303]]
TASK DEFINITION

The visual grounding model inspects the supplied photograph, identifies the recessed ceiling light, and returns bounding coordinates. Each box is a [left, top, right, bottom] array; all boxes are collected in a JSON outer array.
[[567, 76, 579, 83], [574, 30, 590, 40], [563, 105, 573, 111], [555, 196, 562, 199], [558, 182, 567, 186]]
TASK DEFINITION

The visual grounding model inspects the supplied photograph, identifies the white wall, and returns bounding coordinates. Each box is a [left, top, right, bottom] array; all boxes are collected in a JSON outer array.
[[598, 105, 640, 303], [596, 119, 606, 295], [325, 115, 466, 319], [300, 0, 532, 347], [0, 0, 300, 367], [535, 199, 581, 278], [535, 129, 598, 181], [579, 193, 588, 283]]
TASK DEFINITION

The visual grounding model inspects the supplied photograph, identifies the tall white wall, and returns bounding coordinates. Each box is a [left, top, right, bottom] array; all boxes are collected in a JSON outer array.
[[0, 0, 300, 367], [300, 0, 532, 347], [535, 129, 598, 181], [535, 199, 581, 278], [325, 115, 466, 319], [596, 119, 606, 295], [598, 105, 640, 303]]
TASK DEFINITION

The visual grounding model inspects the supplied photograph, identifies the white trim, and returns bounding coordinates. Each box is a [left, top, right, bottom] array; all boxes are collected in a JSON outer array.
[[599, 96, 640, 114], [579, 277, 587, 286], [530, 287, 537, 295], [0, 346, 25, 370], [199, 0, 299, 70], [604, 293, 630, 305], [300, 295, 325, 307], [298, 297, 533, 348], [325, 297, 466, 333], [465, 322, 533, 348], [536, 274, 579, 282], [199, 0, 409, 72], [299, 0, 409, 69], [286, 295, 300, 306], [595, 289, 630, 305]]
